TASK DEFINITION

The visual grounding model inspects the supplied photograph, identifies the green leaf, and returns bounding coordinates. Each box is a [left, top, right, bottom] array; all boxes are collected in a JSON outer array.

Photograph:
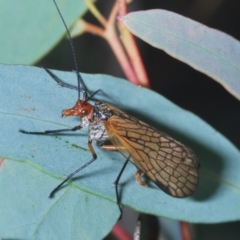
[[0, 0, 88, 65], [120, 10, 240, 100], [1, 65, 240, 238]]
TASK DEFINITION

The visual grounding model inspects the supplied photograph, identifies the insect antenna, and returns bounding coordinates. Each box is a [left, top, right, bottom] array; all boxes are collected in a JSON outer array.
[[52, 0, 88, 100]]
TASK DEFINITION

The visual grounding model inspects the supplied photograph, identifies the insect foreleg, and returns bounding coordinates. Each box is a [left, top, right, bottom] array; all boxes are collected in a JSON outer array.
[[19, 125, 82, 135], [45, 68, 79, 91]]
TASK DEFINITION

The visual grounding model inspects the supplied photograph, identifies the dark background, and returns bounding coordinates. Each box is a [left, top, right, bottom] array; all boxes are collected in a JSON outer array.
[[37, 0, 240, 239]]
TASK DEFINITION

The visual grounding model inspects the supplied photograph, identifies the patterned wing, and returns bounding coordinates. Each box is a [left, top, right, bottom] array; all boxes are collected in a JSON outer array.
[[104, 103, 199, 198]]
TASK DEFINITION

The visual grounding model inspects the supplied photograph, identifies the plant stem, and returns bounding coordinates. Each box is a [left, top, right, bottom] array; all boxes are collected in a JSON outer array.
[[112, 223, 132, 240], [117, 0, 150, 87], [180, 222, 192, 240], [84, 0, 107, 27]]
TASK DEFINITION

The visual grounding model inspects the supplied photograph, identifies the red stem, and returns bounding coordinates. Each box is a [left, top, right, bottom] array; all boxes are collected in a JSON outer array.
[[180, 222, 192, 240], [112, 223, 132, 240], [117, 0, 150, 87]]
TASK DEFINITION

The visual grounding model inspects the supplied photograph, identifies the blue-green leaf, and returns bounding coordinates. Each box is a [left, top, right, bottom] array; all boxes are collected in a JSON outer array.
[[0, 0, 88, 65], [1, 65, 240, 238], [120, 10, 240, 100]]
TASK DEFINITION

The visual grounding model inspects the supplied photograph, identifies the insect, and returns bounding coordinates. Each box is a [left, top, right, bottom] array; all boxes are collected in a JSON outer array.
[[20, 0, 199, 217]]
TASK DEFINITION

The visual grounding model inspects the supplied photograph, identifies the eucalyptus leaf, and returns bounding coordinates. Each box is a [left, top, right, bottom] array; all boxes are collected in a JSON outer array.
[[120, 10, 240, 100], [0, 0, 88, 65], [1, 65, 240, 239]]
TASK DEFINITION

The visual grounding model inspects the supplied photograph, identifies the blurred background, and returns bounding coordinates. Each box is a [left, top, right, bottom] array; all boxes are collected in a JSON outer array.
[[4, 0, 240, 239]]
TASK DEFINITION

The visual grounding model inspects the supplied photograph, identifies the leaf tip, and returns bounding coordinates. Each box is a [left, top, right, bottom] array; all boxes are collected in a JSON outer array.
[[117, 15, 124, 22]]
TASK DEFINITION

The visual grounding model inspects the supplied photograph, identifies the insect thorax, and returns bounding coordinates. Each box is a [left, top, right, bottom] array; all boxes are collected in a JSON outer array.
[[87, 101, 113, 143]]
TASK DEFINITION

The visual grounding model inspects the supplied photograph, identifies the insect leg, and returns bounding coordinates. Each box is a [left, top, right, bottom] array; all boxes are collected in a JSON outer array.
[[135, 169, 147, 187], [19, 125, 82, 135], [49, 140, 97, 198], [45, 69, 103, 101], [100, 145, 125, 151], [113, 157, 130, 219]]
